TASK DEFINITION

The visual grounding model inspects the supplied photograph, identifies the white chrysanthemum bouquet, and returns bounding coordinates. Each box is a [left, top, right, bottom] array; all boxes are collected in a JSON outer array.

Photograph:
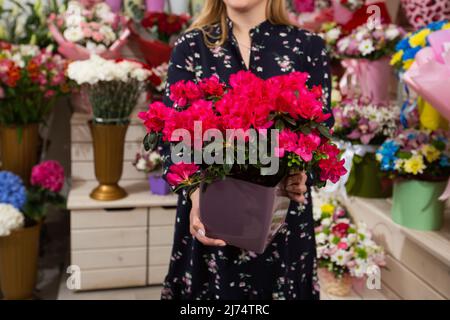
[[68, 55, 151, 123]]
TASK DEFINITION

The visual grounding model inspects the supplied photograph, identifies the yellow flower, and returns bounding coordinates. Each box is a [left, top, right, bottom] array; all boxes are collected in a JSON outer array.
[[403, 59, 414, 70], [409, 29, 431, 48], [403, 155, 426, 175], [443, 23, 450, 30], [391, 50, 404, 66], [321, 203, 335, 215], [420, 144, 441, 163]]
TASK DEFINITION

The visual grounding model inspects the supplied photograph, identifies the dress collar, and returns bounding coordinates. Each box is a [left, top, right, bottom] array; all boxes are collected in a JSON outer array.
[[226, 17, 273, 38]]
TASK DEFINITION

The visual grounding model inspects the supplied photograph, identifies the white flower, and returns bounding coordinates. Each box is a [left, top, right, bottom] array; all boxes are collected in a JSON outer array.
[[66, 1, 83, 16], [358, 39, 375, 56], [330, 249, 352, 266], [149, 151, 161, 163], [321, 218, 332, 227], [63, 27, 84, 43], [316, 232, 327, 245], [326, 28, 341, 43], [136, 158, 148, 171], [355, 29, 368, 41], [0, 204, 24, 237], [386, 27, 400, 40], [66, 14, 85, 27], [337, 37, 351, 52]]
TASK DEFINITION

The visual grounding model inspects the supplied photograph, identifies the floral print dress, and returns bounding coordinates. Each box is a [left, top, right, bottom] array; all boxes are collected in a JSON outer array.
[[160, 19, 332, 300]]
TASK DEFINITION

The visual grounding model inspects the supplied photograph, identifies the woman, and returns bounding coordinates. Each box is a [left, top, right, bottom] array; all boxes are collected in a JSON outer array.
[[161, 0, 332, 300]]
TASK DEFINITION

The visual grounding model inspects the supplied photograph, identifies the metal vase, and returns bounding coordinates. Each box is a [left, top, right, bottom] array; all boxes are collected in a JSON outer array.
[[0, 124, 39, 184], [89, 122, 129, 201], [0, 223, 41, 300]]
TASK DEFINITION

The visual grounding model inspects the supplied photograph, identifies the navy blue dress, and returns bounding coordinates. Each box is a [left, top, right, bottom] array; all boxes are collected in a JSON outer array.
[[160, 19, 332, 300]]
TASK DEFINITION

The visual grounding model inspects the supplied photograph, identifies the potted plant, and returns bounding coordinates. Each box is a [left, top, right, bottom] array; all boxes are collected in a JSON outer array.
[[139, 71, 348, 253], [332, 100, 401, 198], [133, 148, 171, 195], [0, 161, 65, 300], [0, 43, 69, 183], [336, 23, 404, 105], [377, 129, 450, 230], [67, 55, 151, 201], [314, 197, 386, 296]]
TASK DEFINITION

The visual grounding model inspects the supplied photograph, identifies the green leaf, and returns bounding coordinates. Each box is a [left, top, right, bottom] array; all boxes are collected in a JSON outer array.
[[143, 132, 159, 151], [317, 125, 332, 140]]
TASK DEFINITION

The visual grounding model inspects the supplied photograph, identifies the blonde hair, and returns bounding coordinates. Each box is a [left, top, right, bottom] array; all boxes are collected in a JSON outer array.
[[188, 0, 293, 48]]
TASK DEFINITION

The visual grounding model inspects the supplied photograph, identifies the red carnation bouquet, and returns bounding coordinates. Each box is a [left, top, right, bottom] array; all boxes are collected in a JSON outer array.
[[139, 71, 347, 253]]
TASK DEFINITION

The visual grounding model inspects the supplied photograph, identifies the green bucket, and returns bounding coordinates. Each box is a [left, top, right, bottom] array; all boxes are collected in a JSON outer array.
[[392, 180, 446, 231], [346, 153, 392, 198]]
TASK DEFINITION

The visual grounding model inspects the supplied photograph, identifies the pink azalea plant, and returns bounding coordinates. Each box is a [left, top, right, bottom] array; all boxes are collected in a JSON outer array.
[[140, 71, 347, 190]]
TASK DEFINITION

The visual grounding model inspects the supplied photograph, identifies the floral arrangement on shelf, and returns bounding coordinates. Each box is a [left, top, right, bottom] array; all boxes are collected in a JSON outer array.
[[336, 23, 404, 60], [376, 129, 450, 179], [391, 20, 450, 72], [0, 161, 66, 235], [67, 54, 151, 123], [140, 71, 347, 191], [333, 101, 401, 145], [48, 0, 129, 59], [0, 0, 62, 49], [0, 43, 70, 125], [313, 197, 386, 279], [336, 0, 364, 11], [133, 149, 162, 174], [23, 160, 66, 221], [139, 11, 190, 44]]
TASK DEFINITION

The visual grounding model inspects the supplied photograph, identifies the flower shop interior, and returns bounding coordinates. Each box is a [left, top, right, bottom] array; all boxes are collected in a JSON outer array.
[[0, 0, 449, 301]]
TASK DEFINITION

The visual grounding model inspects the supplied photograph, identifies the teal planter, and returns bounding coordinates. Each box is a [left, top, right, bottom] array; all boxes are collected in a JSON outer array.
[[392, 180, 446, 231]]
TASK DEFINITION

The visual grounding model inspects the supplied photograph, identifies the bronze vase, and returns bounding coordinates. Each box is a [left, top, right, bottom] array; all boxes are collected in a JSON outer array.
[[0, 223, 41, 300], [89, 122, 129, 201], [0, 124, 39, 184]]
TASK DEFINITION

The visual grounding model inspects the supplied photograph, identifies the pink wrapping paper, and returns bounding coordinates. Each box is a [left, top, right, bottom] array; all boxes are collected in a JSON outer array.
[[332, 0, 354, 25], [49, 23, 130, 61], [358, 57, 392, 105]]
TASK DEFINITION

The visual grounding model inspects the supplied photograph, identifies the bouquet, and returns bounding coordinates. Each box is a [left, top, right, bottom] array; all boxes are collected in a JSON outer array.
[[22, 160, 66, 221], [314, 198, 386, 280], [67, 54, 151, 123], [0, 0, 61, 49], [336, 23, 404, 60], [376, 129, 450, 180], [0, 43, 69, 125], [133, 149, 162, 174], [48, 0, 130, 60], [130, 10, 190, 66], [140, 71, 347, 253], [140, 11, 190, 44], [333, 101, 401, 145], [391, 20, 450, 72]]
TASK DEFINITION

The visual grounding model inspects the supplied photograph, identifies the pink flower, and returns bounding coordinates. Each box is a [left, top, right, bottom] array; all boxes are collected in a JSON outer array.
[[293, 0, 315, 13], [199, 75, 225, 98], [169, 80, 203, 107], [275, 129, 298, 158], [139, 101, 173, 134], [294, 133, 321, 162], [31, 160, 65, 193], [318, 157, 347, 184], [92, 31, 105, 42], [166, 162, 200, 187], [337, 242, 349, 250]]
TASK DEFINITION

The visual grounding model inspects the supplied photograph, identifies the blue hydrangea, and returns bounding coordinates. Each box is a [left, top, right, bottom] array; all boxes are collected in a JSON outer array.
[[0, 171, 27, 210], [427, 20, 448, 31], [395, 38, 410, 51], [377, 141, 400, 172]]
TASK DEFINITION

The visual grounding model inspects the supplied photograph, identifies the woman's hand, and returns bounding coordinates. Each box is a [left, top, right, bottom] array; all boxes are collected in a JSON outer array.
[[278, 172, 308, 203], [189, 189, 227, 247]]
